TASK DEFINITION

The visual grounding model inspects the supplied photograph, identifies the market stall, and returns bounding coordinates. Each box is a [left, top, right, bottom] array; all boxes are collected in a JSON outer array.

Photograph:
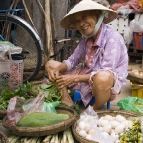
[[0, 0, 143, 142], [0, 80, 142, 143]]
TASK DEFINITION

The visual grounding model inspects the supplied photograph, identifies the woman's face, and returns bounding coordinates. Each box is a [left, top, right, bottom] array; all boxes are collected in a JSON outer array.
[[74, 11, 99, 36]]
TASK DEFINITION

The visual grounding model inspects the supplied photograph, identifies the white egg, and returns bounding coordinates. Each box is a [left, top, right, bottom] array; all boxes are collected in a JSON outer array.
[[84, 123, 91, 132], [110, 132, 119, 142], [94, 119, 99, 126], [88, 128, 96, 135], [110, 129, 115, 135], [80, 115, 85, 120], [103, 125, 112, 133], [112, 117, 115, 120], [121, 120, 128, 128], [86, 134, 92, 140], [104, 115, 113, 121], [79, 130, 87, 137], [98, 117, 104, 126], [115, 124, 125, 134], [115, 115, 126, 122], [100, 119, 109, 127], [109, 120, 120, 129], [79, 121, 86, 130], [98, 126, 103, 131], [115, 140, 120, 143], [101, 132, 109, 136], [128, 120, 133, 128]]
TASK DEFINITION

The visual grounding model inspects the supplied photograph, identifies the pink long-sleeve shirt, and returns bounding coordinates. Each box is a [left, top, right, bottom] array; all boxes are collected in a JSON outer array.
[[64, 23, 128, 106]]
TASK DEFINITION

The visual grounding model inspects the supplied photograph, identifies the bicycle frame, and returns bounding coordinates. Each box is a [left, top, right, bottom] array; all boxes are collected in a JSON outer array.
[[0, 8, 23, 13], [49, 38, 71, 62], [50, 37, 80, 62], [0, 11, 43, 50]]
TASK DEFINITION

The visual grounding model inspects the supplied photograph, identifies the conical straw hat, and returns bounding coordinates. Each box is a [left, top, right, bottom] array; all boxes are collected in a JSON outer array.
[[60, 0, 118, 30]]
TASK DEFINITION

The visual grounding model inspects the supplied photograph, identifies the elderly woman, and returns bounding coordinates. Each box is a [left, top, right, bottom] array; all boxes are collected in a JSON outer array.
[[45, 0, 128, 110]]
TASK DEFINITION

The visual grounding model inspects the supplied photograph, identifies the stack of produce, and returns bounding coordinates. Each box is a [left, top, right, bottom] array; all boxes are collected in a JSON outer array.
[[8, 128, 74, 143], [119, 119, 142, 143], [75, 113, 142, 143]]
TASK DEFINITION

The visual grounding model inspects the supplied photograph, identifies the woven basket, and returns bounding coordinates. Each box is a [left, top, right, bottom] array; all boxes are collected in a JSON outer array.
[[72, 109, 141, 143], [2, 106, 77, 137], [0, 110, 7, 119], [0, 131, 8, 143]]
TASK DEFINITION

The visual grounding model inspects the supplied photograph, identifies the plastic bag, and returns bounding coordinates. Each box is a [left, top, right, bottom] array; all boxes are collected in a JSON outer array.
[[44, 101, 61, 113], [78, 105, 99, 126], [117, 5, 133, 18], [0, 41, 22, 60], [7, 92, 45, 126], [128, 0, 143, 11], [6, 96, 26, 126], [77, 106, 114, 143], [110, 0, 142, 11], [130, 19, 143, 32], [124, 27, 133, 45], [22, 92, 45, 115], [110, 2, 127, 11], [117, 96, 143, 114]]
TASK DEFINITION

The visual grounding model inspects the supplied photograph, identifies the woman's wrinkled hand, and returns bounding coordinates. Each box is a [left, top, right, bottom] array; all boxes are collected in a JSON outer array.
[[47, 67, 60, 82], [55, 75, 76, 89]]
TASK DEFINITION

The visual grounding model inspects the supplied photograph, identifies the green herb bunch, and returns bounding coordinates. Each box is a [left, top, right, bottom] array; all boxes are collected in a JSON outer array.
[[119, 119, 142, 143], [0, 82, 37, 110]]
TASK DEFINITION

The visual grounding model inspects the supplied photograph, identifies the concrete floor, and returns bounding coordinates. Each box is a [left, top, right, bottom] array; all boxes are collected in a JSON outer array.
[[110, 79, 131, 110]]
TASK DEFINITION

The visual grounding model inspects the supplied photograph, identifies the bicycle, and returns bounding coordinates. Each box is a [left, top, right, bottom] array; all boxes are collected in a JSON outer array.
[[49, 37, 81, 62], [0, 6, 43, 83]]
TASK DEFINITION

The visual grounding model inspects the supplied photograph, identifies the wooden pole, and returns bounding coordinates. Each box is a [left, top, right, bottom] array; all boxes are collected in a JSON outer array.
[[45, 0, 54, 58]]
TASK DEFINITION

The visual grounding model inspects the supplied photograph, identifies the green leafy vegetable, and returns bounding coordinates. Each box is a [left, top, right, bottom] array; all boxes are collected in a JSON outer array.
[[37, 82, 62, 103], [0, 82, 36, 110]]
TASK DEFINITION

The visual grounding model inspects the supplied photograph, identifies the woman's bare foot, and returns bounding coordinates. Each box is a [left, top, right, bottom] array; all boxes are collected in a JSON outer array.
[[61, 98, 74, 108], [61, 87, 74, 108]]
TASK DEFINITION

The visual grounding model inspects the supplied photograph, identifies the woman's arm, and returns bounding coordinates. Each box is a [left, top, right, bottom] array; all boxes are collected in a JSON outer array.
[[63, 38, 86, 71]]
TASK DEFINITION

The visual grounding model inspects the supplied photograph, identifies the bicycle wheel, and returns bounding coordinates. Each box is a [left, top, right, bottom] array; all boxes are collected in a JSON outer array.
[[0, 14, 43, 83]]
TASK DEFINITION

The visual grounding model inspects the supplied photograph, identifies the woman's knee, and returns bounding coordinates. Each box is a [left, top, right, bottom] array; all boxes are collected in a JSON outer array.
[[92, 70, 114, 88]]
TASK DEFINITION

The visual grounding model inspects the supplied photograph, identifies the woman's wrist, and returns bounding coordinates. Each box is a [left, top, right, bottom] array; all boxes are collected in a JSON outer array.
[[74, 75, 79, 83], [58, 63, 68, 73]]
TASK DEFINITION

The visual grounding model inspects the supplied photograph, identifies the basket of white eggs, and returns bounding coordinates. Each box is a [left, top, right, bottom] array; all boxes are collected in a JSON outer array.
[[72, 109, 141, 143]]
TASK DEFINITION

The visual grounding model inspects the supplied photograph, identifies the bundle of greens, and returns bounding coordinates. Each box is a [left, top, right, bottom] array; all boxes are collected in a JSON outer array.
[[119, 119, 142, 143], [36, 83, 62, 103], [0, 82, 63, 110], [0, 82, 36, 110]]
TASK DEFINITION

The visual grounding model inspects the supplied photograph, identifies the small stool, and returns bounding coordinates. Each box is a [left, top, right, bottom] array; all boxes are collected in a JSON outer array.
[[73, 90, 110, 109]]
